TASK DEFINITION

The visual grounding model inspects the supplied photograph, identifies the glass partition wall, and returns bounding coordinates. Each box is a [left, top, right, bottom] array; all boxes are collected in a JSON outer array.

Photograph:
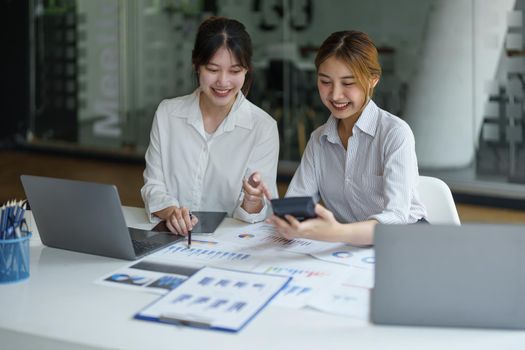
[[28, 0, 525, 201]]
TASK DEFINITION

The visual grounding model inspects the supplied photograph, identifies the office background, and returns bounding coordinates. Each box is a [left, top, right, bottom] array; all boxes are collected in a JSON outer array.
[[1, 0, 525, 223]]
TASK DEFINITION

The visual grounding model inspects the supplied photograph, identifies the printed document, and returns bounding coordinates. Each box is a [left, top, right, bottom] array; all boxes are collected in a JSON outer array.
[[135, 266, 290, 332]]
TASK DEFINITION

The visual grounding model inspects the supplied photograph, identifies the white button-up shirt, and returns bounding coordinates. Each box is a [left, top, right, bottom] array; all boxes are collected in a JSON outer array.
[[141, 89, 279, 223], [286, 100, 427, 224]]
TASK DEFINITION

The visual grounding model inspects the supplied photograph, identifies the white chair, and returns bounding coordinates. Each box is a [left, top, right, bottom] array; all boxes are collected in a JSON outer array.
[[417, 176, 461, 225]]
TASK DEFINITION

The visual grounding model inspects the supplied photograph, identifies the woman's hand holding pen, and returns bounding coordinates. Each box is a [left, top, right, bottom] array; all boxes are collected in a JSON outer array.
[[154, 206, 198, 236], [241, 171, 272, 214]]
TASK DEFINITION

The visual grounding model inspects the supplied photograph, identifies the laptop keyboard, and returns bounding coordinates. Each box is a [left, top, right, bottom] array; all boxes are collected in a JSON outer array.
[[132, 239, 167, 256]]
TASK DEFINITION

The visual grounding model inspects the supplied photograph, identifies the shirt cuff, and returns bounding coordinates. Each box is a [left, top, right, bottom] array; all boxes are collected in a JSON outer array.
[[145, 199, 179, 223], [233, 199, 269, 223]]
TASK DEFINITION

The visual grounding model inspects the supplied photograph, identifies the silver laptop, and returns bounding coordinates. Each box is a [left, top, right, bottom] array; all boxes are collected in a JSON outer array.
[[371, 224, 525, 329], [21, 175, 183, 260]]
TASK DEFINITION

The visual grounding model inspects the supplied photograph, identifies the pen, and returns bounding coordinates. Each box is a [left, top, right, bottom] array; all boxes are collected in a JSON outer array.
[[188, 212, 192, 248]]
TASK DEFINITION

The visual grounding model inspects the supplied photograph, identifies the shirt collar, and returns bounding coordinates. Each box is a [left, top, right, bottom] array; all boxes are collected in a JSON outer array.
[[321, 99, 379, 144], [175, 88, 253, 132], [222, 90, 253, 131], [355, 100, 379, 137], [321, 115, 340, 144]]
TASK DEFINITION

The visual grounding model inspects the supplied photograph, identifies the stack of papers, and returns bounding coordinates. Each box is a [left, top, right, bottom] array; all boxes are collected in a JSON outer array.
[[96, 221, 375, 327]]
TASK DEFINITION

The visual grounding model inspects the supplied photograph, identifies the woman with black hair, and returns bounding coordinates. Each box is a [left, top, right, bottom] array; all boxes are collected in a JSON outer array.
[[141, 17, 278, 235]]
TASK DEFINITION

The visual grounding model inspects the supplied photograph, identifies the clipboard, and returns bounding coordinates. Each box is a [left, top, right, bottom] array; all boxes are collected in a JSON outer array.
[[134, 266, 291, 332], [153, 211, 227, 234]]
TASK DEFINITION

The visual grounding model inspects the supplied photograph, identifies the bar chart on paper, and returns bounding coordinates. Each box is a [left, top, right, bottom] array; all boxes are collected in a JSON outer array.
[[159, 245, 251, 262], [254, 259, 350, 309], [147, 240, 262, 270], [261, 265, 331, 279], [262, 235, 315, 248]]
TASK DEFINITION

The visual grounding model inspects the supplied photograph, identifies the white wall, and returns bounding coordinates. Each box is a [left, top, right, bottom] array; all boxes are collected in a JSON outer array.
[[404, 0, 515, 168], [403, 0, 473, 168]]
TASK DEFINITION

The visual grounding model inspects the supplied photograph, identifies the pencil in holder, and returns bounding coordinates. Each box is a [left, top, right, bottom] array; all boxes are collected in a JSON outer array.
[[0, 233, 32, 284]]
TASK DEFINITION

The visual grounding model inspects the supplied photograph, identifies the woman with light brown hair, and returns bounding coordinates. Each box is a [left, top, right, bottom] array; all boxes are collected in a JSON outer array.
[[267, 30, 427, 245]]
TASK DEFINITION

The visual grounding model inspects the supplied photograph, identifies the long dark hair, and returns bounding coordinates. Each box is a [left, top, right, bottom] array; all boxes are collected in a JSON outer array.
[[192, 16, 253, 95]]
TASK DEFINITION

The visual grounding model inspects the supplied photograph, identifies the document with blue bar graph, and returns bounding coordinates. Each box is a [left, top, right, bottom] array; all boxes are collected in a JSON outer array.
[[135, 266, 291, 332]]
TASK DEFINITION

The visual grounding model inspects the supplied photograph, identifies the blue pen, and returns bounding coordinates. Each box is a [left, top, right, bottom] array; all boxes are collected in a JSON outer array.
[[15, 203, 25, 227], [7, 201, 14, 227], [1, 204, 7, 239], [6, 203, 13, 239], [0, 206, 4, 239], [16, 201, 27, 236], [12, 205, 18, 227], [6, 203, 14, 239]]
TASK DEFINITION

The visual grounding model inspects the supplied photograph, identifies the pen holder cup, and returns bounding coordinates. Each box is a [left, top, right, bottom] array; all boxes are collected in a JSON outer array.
[[0, 233, 32, 284]]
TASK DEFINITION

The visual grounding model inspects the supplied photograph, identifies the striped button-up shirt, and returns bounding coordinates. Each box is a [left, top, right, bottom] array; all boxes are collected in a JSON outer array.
[[286, 100, 427, 224]]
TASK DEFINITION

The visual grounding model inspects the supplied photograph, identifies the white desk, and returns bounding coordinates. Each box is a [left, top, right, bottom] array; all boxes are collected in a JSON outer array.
[[1, 207, 524, 350]]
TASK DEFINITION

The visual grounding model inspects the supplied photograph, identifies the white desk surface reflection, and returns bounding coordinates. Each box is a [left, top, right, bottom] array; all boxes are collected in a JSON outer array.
[[0, 207, 523, 350]]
